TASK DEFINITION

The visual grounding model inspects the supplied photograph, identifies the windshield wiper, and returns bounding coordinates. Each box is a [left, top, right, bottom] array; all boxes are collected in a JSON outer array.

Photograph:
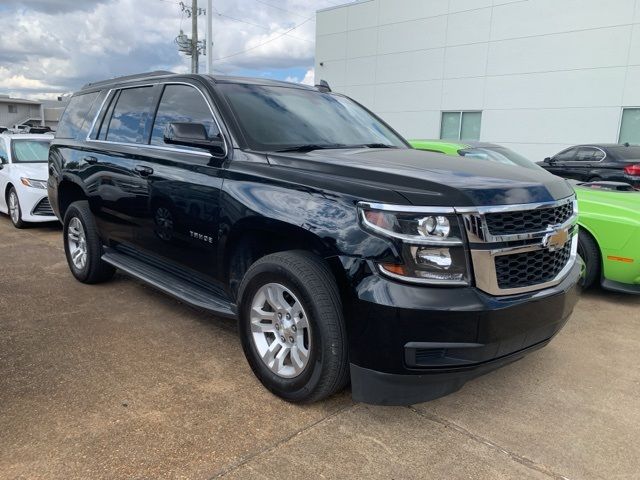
[[348, 143, 397, 149], [275, 143, 349, 153]]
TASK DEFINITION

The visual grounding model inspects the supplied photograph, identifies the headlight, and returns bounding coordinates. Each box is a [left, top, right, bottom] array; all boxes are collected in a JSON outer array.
[[20, 177, 47, 189], [358, 202, 470, 285]]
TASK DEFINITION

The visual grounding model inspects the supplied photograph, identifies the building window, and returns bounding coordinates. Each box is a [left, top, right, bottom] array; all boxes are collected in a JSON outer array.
[[8, 104, 18, 114], [440, 111, 482, 141], [619, 108, 640, 144]]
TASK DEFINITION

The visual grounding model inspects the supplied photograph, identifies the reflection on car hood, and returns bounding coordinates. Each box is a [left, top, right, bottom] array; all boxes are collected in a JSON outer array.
[[268, 148, 574, 207]]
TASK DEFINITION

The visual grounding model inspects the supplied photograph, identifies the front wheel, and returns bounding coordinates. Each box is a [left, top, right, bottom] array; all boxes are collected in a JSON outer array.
[[577, 230, 600, 289], [7, 187, 25, 228], [63, 200, 115, 284], [238, 251, 349, 403]]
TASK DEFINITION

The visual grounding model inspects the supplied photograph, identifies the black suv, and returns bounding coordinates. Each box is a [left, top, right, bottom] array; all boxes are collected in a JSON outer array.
[[48, 72, 581, 405], [539, 143, 640, 189]]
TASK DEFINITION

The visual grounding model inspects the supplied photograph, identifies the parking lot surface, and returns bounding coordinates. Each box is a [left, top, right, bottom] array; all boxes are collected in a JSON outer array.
[[0, 216, 639, 479]]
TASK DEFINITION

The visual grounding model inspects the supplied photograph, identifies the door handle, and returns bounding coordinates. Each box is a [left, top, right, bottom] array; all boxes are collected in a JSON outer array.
[[135, 165, 154, 176], [83, 155, 98, 164]]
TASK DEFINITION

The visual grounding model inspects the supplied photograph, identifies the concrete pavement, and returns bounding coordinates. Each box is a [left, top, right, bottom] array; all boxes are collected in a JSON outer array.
[[0, 216, 638, 479]]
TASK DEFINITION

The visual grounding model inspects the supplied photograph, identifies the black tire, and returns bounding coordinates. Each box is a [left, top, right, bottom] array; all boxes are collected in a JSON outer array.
[[577, 229, 600, 289], [63, 200, 115, 284], [237, 251, 349, 403], [7, 187, 25, 229]]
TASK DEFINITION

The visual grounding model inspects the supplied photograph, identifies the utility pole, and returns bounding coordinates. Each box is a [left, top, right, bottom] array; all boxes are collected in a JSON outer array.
[[175, 1, 206, 71], [191, 0, 199, 74], [206, 0, 213, 74]]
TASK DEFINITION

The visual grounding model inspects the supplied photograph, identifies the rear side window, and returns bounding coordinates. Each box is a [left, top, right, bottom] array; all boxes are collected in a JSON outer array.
[[150, 84, 219, 147], [104, 86, 155, 144], [56, 92, 100, 139]]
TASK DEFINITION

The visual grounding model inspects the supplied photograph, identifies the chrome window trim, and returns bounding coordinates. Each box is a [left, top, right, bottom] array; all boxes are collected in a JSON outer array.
[[85, 81, 228, 158], [575, 146, 607, 163]]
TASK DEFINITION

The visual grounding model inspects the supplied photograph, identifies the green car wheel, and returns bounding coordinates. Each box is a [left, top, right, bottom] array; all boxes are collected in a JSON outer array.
[[577, 230, 600, 289]]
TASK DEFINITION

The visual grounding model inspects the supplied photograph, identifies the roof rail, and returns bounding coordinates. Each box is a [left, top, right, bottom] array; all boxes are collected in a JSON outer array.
[[81, 71, 174, 90]]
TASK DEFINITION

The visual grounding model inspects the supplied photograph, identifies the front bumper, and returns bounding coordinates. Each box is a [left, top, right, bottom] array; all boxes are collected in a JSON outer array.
[[344, 261, 581, 405], [17, 186, 57, 223]]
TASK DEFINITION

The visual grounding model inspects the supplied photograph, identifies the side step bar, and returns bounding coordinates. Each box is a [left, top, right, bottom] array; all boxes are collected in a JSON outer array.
[[102, 250, 237, 319]]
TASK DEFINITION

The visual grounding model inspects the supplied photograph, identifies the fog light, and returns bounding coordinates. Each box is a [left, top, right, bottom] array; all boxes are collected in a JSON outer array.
[[417, 216, 450, 238], [415, 247, 452, 269]]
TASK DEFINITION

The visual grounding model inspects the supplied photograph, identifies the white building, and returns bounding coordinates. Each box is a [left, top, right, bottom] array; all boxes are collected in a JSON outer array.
[[315, 0, 640, 159], [0, 95, 68, 130]]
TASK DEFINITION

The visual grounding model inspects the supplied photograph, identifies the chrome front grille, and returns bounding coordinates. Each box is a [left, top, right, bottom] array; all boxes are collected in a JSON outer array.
[[485, 201, 574, 236], [460, 196, 579, 296], [495, 241, 573, 289]]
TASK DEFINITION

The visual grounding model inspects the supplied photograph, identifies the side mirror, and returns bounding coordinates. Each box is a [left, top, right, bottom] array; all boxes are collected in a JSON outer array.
[[164, 122, 225, 154], [544, 157, 553, 163]]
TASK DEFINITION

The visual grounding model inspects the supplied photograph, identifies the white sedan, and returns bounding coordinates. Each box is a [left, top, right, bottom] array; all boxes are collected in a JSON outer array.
[[0, 133, 57, 228]]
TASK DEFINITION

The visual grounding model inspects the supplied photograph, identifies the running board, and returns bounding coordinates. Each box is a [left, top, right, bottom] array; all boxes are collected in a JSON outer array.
[[102, 250, 237, 318]]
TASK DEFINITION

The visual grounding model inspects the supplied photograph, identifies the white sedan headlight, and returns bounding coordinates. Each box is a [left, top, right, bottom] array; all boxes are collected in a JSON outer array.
[[20, 177, 48, 189]]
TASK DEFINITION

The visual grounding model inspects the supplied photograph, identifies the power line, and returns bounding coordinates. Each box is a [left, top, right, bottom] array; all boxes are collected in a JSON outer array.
[[251, 0, 309, 19], [211, 8, 313, 43], [213, 16, 313, 62]]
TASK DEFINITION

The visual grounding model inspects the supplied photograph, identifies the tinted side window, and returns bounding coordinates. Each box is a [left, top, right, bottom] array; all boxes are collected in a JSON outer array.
[[105, 86, 155, 144], [554, 147, 577, 161], [575, 147, 596, 161], [150, 84, 219, 147], [56, 92, 100, 139]]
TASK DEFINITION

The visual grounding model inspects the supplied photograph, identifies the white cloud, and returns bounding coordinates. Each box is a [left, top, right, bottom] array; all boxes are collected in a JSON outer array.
[[0, 0, 355, 99], [301, 67, 315, 85]]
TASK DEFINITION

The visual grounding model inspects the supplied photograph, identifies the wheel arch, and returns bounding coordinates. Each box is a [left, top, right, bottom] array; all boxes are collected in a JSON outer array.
[[577, 221, 603, 275], [57, 178, 88, 219], [221, 217, 346, 301]]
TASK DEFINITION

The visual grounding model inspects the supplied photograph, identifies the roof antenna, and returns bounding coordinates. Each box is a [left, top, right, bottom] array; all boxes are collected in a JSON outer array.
[[315, 79, 331, 93]]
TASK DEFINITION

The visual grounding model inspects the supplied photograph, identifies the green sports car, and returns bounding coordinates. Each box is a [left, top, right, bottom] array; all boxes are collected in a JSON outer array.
[[410, 140, 640, 294]]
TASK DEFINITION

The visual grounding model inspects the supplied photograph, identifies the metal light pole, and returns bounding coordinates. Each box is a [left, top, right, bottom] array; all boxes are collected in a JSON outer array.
[[206, 0, 213, 74], [191, 0, 199, 73]]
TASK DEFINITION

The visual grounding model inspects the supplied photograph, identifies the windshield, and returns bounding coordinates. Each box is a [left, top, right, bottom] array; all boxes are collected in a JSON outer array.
[[11, 139, 50, 163], [217, 83, 407, 152], [609, 145, 640, 161], [458, 146, 542, 170]]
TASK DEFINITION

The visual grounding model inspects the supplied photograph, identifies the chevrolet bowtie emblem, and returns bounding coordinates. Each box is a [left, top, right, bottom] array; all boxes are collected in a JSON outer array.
[[542, 227, 569, 251]]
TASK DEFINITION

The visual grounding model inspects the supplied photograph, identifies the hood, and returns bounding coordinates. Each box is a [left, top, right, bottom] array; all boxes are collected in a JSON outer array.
[[577, 187, 640, 216], [267, 148, 574, 207], [9, 162, 48, 181]]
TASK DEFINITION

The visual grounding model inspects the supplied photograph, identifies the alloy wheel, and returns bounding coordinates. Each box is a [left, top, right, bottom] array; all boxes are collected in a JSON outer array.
[[8, 192, 19, 224], [249, 282, 311, 378], [67, 217, 88, 270]]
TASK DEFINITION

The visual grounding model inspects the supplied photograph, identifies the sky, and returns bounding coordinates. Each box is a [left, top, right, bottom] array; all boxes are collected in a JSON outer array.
[[0, 0, 349, 100]]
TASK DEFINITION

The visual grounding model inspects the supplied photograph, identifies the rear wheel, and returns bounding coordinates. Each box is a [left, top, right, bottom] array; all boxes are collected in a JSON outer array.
[[577, 230, 600, 289], [238, 251, 349, 403], [7, 187, 25, 228], [63, 200, 115, 284]]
